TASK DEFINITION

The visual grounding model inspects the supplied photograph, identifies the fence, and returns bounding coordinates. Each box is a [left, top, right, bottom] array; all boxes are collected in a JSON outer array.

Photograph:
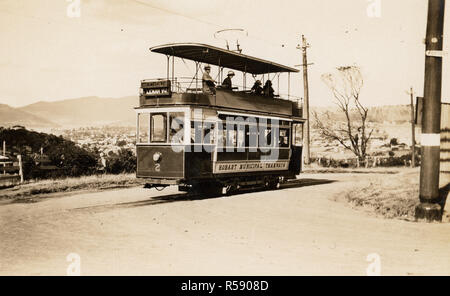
[[0, 155, 23, 188], [313, 154, 419, 169]]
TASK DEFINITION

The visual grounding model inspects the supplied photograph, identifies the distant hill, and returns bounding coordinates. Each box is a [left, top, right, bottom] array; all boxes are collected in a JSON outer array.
[[368, 105, 411, 123], [0, 104, 59, 128], [312, 105, 411, 124], [19, 96, 138, 127]]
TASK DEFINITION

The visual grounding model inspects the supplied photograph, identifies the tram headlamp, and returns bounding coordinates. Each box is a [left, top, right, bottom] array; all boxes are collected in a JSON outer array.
[[153, 152, 162, 163]]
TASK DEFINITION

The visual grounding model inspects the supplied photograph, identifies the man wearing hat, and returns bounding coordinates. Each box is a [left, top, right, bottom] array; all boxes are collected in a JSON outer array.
[[221, 70, 235, 90], [202, 65, 216, 94]]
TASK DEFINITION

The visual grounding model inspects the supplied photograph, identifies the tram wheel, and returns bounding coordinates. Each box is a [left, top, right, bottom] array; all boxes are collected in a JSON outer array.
[[267, 177, 281, 190]]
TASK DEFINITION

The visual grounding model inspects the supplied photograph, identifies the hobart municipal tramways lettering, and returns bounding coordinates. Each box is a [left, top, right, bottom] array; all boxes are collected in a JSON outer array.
[[215, 161, 288, 173]]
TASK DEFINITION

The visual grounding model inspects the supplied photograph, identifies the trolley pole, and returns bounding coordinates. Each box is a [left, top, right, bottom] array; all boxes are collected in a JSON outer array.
[[301, 35, 311, 165], [415, 0, 446, 222], [408, 87, 416, 167]]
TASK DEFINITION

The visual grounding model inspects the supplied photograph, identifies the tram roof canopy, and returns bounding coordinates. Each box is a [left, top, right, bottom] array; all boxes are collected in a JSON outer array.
[[150, 43, 299, 75]]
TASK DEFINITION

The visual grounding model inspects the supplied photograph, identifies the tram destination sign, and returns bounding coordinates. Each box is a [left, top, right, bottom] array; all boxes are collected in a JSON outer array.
[[141, 79, 172, 97], [213, 161, 289, 174]]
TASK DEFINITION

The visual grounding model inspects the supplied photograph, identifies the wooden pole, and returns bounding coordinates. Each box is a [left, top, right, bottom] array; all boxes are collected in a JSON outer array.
[[410, 87, 416, 167], [17, 154, 23, 184], [301, 35, 311, 165], [416, 0, 446, 222]]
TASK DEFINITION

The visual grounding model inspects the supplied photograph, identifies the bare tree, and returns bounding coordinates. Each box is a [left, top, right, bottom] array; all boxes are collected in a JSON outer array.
[[313, 66, 373, 161]]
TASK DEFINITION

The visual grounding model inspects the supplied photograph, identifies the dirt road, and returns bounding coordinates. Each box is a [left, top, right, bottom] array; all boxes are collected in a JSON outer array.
[[1, 173, 449, 275]]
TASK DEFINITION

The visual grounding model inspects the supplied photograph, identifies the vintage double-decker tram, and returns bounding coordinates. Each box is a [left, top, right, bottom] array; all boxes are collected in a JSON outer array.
[[136, 43, 305, 195]]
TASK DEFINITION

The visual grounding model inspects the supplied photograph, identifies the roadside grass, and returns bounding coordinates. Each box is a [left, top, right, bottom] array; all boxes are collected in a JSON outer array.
[[0, 174, 145, 202], [332, 169, 420, 221]]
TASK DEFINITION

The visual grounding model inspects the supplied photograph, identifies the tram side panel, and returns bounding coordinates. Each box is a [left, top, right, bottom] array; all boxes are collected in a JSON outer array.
[[289, 146, 303, 175], [184, 145, 214, 180]]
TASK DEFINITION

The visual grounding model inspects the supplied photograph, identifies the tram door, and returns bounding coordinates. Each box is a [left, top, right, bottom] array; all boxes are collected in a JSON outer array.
[[289, 122, 304, 174]]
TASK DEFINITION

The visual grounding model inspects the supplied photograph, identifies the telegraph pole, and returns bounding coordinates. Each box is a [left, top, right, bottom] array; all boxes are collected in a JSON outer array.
[[300, 35, 311, 165], [416, 0, 446, 222], [407, 87, 416, 167]]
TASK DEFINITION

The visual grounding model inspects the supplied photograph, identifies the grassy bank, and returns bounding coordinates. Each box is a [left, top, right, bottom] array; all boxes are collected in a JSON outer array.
[[0, 174, 145, 202], [332, 168, 420, 221]]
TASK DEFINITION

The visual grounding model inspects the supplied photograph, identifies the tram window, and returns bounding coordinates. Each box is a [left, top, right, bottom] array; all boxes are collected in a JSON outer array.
[[293, 123, 303, 146], [150, 113, 167, 143], [169, 112, 184, 144], [204, 122, 215, 144], [247, 125, 259, 148], [279, 128, 290, 148], [137, 113, 150, 143], [229, 129, 237, 147], [258, 126, 273, 147], [237, 126, 245, 148], [222, 124, 237, 147], [191, 121, 203, 144], [232, 119, 246, 149]]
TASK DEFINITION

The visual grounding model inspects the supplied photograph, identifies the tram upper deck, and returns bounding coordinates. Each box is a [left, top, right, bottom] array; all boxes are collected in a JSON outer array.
[[137, 43, 304, 119]]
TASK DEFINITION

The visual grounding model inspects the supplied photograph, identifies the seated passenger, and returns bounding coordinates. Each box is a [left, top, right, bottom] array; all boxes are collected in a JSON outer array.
[[221, 71, 235, 90], [263, 80, 275, 97], [202, 65, 216, 94], [251, 80, 263, 95]]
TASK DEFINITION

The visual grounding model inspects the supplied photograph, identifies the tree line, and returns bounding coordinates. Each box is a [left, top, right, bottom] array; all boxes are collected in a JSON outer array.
[[0, 127, 136, 180]]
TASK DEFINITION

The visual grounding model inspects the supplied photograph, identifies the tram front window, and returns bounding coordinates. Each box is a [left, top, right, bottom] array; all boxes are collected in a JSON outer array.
[[137, 113, 150, 143], [151, 113, 167, 143], [169, 112, 184, 144]]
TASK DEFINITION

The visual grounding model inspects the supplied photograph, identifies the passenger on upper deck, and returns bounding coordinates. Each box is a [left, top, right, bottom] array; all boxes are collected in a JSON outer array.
[[263, 80, 274, 97], [202, 65, 216, 94], [221, 71, 235, 90], [251, 80, 263, 95]]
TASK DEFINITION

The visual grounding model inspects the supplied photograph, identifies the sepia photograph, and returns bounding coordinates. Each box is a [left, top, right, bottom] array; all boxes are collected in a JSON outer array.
[[0, 0, 449, 280]]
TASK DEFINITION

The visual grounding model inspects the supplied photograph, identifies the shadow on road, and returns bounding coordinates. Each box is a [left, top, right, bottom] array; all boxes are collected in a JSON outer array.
[[112, 178, 337, 209], [69, 178, 337, 212]]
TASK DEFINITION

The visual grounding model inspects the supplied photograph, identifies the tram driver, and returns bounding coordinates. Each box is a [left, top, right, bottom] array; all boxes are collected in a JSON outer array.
[[202, 65, 216, 94]]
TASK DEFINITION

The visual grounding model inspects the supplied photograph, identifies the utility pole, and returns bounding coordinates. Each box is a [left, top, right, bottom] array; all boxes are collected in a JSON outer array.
[[299, 35, 311, 165], [407, 87, 416, 167], [416, 0, 446, 222]]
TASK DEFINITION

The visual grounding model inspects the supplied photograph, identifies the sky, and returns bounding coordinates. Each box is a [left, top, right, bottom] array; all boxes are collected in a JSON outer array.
[[0, 0, 449, 107]]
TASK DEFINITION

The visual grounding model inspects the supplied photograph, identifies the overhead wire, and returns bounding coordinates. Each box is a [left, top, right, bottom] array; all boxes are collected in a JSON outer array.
[[1, 1, 302, 96]]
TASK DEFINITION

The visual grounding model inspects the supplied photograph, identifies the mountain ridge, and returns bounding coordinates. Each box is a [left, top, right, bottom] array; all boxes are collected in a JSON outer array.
[[0, 103, 59, 128], [18, 96, 138, 127]]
